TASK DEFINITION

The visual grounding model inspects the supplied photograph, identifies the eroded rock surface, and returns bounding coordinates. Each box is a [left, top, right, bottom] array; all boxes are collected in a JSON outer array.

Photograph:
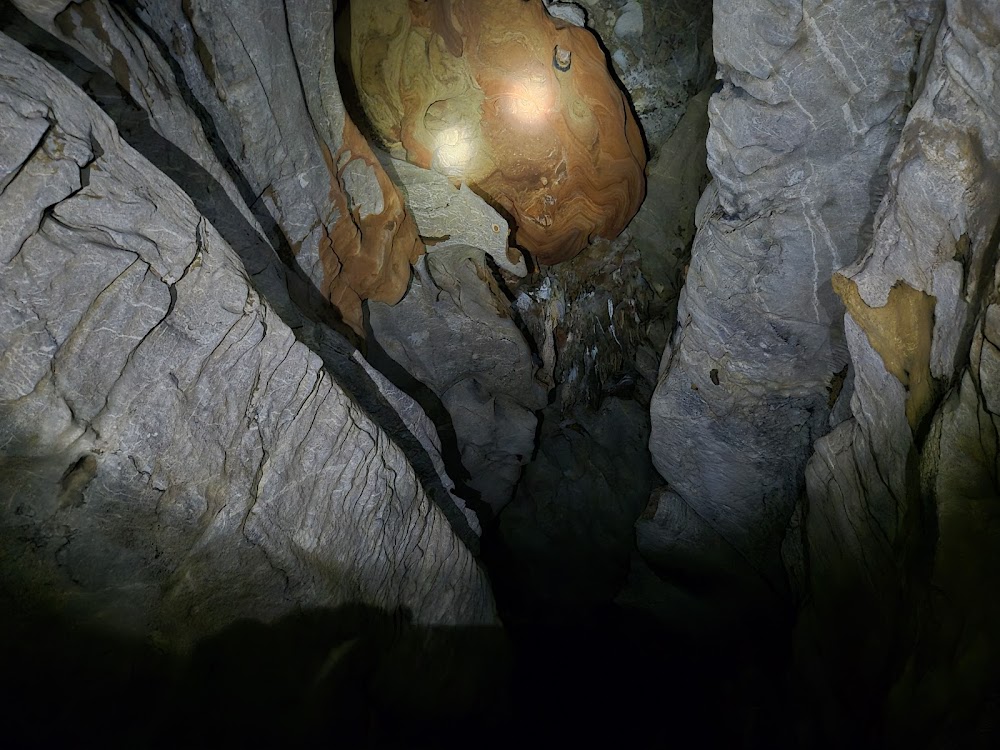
[[345, 0, 646, 264], [649, 0, 925, 582], [376, 151, 527, 277], [0, 32, 495, 651], [577, 0, 714, 159], [789, 1, 1000, 743], [368, 248, 547, 513], [11, 0, 423, 335]]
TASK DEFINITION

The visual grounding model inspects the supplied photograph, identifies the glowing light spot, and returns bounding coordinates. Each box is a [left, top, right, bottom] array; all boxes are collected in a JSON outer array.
[[501, 75, 555, 126], [433, 126, 475, 176]]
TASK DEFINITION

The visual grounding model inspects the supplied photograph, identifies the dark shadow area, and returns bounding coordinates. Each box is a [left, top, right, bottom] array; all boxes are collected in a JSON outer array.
[[0, 570, 800, 749], [0, 588, 512, 749], [0, 2, 482, 556]]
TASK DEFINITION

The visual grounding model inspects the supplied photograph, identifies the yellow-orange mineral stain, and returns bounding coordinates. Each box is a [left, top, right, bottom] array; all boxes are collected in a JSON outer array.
[[348, 0, 646, 264], [318, 117, 423, 335]]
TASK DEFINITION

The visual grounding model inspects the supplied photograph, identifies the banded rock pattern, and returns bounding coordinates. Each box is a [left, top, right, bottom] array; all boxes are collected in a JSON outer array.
[[345, 0, 646, 264]]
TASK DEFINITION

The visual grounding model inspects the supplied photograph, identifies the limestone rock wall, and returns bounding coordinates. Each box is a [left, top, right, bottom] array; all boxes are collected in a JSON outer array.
[[789, 1, 1000, 743], [11, 0, 423, 335], [649, 0, 926, 582], [0, 30, 495, 650], [575, 0, 714, 159], [368, 246, 548, 514]]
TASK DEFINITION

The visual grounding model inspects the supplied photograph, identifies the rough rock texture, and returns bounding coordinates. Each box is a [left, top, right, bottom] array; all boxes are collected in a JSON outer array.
[[0, 30, 495, 653], [513, 233, 655, 410], [543, 0, 587, 29], [490, 1, 715, 628], [788, 1, 1000, 744], [649, 0, 925, 582], [376, 151, 527, 277], [345, 0, 646, 264], [11, 0, 423, 335], [578, 0, 713, 158], [633, 86, 712, 311], [368, 248, 548, 513]]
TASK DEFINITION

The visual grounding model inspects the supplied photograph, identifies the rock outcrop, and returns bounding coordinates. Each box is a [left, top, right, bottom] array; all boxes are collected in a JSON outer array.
[[376, 150, 527, 277], [0, 28, 494, 652], [649, 0, 926, 582], [576, 0, 714, 160], [788, 1, 1000, 744], [7, 0, 1000, 744], [344, 0, 646, 264], [368, 246, 547, 514], [11, 0, 423, 335]]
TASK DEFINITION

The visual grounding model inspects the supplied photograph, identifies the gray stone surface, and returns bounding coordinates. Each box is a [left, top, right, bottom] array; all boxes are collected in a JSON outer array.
[[368, 248, 547, 513], [10, 0, 417, 333], [376, 152, 527, 277], [613, 1, 643, 39], [633, 86, 712, 302], [9, 0, 261, 240], [0, 32, 495, 650], [543, 0, 587, 28], [649, 0, 925, 582], [787, 1, 1000, 744], [131, 0, 343, 274], [579, 0, 713, 157]]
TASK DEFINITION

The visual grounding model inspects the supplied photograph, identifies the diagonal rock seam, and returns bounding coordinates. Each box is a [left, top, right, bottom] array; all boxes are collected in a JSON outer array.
[[0, 30, 494, 645], [0, 1, 486, 555]]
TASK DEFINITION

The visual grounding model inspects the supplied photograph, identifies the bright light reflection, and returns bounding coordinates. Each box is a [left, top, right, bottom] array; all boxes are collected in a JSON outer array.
[[503, 75, 554, 126], [434, 126, 474, 175]]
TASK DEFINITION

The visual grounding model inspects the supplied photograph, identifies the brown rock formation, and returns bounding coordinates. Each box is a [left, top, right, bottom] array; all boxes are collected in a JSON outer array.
[[324, 117, 424, 330], [346, 0, 647, 264]]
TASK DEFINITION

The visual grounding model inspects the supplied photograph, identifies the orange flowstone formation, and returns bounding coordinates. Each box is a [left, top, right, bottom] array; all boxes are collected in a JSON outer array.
[[347, 0, 647, 264], [321, 117, 423, 334]]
